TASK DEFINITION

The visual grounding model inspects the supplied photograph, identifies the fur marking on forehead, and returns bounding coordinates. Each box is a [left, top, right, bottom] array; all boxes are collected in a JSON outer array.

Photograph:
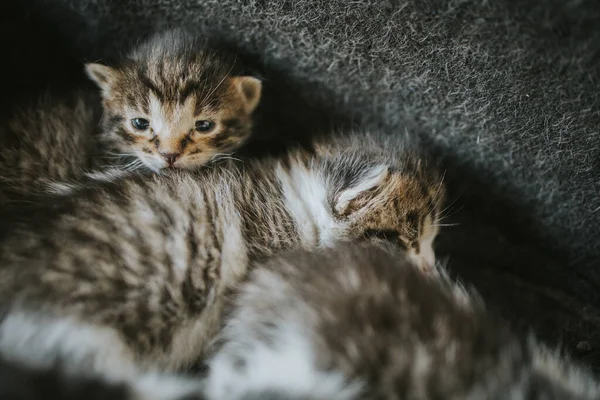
[[148, 93, 198, 137]]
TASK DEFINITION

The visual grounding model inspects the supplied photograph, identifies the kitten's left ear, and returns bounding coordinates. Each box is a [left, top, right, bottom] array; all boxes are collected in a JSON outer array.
[[335, 164, 391, 216], [85, 63, 117, 96], [231, 76, 262, 113]]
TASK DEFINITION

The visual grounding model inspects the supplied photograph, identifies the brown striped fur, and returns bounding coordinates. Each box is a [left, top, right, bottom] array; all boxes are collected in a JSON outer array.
[[0, 90, 99, 205], [0, 131, 444, 381], [206, 243, 600, 400]]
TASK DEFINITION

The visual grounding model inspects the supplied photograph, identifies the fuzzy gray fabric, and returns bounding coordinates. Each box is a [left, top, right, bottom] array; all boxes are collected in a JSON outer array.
[[1, 0, 599, 365]]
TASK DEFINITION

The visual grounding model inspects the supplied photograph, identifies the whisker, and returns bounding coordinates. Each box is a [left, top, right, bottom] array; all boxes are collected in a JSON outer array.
[[97, 156, 131, 160], [121, 159, 145, 172], [201, 58, 237, 106], [432, 223, 461, 227], [209, 152, 244, 164], [106, 151, 133, 157], [433, 170, 446, 200], [438, 204, 465, 221], [213, 155, 242, 162], [437, 193, 463, 219]]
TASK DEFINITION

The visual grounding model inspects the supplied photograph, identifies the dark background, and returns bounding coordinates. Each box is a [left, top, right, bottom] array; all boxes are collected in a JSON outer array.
[[1, 0, 599, 371]]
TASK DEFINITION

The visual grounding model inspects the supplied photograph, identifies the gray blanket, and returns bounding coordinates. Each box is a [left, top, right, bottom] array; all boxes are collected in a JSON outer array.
[[2, 0, 599, 368]]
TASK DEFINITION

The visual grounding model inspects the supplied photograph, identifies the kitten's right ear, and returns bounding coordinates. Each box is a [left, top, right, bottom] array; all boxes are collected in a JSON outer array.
[[335, 164, 390, 217], [231, 76, 262, 113], [85, 63, 117, 95]]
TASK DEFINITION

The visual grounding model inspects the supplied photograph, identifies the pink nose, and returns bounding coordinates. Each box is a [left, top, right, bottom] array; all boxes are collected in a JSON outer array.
[[160, 152, 180, 166]]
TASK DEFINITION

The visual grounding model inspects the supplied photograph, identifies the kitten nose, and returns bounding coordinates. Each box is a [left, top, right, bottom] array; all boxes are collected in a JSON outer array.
[[160, 152, 180, 166]]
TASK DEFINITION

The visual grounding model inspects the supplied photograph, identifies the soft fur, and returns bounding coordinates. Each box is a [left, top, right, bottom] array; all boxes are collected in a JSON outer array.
[[86, 29, 262, 171], [0, 132, 444, 378], [0, 90, 100, 205], [206, 243, 600, 400], [0, 356, 203, 400]]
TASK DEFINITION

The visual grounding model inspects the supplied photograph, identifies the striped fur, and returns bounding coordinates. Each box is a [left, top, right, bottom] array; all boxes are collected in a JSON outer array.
[[86, 29, 262, 171], [0, 131, 444, 380], [205, 243, 600, 400], [0, 90, 99, 206]]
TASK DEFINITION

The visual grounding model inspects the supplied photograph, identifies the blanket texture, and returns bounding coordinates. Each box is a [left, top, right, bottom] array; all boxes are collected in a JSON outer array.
[[2, 0, 599, 368]]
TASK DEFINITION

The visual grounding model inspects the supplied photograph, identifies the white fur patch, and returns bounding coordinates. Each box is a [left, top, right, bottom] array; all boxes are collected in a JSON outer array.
[[0, 311, 137, 379], [205, 323, 362, 400], [43, 181, 78, 195], [132, 372, 204, 400], [218, 189, 249, 287], [408, 237, 436, 275], [530, 340, 600, 398], [276, 157, 339, 247], [0, 312, 205, 400]]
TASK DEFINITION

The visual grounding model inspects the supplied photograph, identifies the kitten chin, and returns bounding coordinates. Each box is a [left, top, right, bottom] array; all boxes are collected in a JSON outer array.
[[204, 243, 600, 400], [86, 28, 262, 171]]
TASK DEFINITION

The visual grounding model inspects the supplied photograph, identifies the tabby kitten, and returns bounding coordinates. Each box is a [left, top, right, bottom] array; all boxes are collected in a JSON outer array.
[[86, 29, 262, 171], [205, 243, 600, 400], [0, 132, 444, 382]]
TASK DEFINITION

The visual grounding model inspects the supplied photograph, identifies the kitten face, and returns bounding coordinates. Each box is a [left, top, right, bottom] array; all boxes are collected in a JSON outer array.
[[333, 164, 445, 273], [86, 53, 261, 171]]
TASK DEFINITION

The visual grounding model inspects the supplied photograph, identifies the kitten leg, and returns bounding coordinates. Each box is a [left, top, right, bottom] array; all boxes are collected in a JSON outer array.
[[0, 299, 228, 377], [0, 355, 205, 400], [0, 311, 139, 379]]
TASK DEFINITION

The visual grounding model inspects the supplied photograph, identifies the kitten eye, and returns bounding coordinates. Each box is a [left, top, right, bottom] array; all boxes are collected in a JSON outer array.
[[195, 120, 215, 133], [363, 229, 400, 242], [131, 118, 150, 131]]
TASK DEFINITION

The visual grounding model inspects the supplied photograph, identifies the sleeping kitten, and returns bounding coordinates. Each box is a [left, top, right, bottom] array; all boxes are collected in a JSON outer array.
[[205, 243, 600, 400], [0, 132, 444, 382], [86, 29, 262, 171]]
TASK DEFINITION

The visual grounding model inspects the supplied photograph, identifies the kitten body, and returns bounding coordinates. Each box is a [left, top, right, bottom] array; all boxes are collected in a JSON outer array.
[[86, 29, 262, 171], [205, 243, 600, 400], [0, 132, 444, 380]]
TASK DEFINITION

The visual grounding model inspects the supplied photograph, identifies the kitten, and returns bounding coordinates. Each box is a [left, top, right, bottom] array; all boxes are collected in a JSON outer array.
[[204, 243, 600, 400], [86, 29, 262, 171], [0, 132, 444, 382]]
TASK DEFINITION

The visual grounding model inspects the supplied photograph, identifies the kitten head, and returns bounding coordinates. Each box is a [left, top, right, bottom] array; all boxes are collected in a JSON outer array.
[[86, 30, 261, 171], [330, 159, 445, 273]]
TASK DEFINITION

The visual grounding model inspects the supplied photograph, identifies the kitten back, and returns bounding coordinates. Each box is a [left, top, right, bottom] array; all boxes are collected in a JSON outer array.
[[205, 243, 599, 400]]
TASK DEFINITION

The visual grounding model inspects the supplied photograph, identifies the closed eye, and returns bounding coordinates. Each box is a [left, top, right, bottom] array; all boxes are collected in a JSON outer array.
[[363, 229, 400, 242]]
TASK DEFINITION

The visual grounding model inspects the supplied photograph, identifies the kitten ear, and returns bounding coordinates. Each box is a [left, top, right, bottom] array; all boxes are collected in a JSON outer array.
[[231, 76, 262, 113], [335, 164, 391, 216], [85, 63, 117, 96]]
